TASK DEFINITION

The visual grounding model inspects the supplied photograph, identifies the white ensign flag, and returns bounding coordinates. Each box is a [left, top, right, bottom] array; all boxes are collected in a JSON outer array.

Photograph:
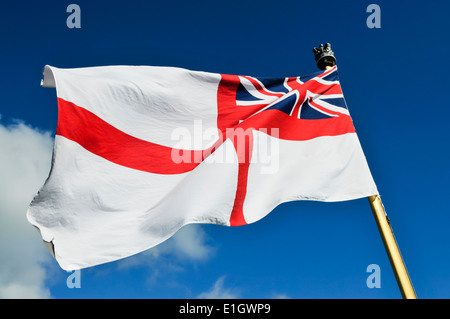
[[27, 65, 378, 270]]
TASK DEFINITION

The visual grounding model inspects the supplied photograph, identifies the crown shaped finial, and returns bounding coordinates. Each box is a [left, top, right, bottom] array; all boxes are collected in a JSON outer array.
[[313, 43, 336, 70]]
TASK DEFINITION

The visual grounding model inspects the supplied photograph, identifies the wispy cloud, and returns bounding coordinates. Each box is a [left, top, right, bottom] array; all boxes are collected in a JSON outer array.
[[197, 276, 240, 299], [117, 223, 216, 269], [116, 223, 216, 290], [197, 276, 290, 299], [0, 119, 54, 298], [271, 292, 290, 299], [148, 223, 216, 262]]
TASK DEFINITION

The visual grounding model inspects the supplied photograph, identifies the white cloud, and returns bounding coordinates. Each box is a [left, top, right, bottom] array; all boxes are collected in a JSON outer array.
[[117, 223, 215, 269], [163, 224, 215, 260], [0, 119, 54, 299], [197, 276, 240, 299], [271, 292, 290, 299], [116, 223, 217, 289]]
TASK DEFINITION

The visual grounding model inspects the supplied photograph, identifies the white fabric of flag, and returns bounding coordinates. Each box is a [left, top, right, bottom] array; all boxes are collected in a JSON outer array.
[[27, 65, 378, 270]]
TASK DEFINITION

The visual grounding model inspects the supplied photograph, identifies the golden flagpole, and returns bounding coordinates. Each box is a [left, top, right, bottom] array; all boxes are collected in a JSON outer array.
[[313, 43, 417, 299], [368, 195, 417, 299]]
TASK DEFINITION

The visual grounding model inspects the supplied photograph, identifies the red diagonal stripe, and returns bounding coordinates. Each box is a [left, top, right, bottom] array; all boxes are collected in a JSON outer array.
[[286, 78, 343, 96], [316, 65, 337, 78], [241, 76, 284, 98]]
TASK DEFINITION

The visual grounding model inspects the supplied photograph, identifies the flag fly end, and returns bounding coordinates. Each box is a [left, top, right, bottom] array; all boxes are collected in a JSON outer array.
[[43, 240, 56, 258], [41, 65, 56, 88]]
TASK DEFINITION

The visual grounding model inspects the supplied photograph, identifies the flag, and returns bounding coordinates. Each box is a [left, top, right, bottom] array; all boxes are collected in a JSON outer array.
[[27, 65, 378, 270]]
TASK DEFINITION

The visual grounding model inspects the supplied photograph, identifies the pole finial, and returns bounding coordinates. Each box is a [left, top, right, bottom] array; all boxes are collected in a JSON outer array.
[[313, 43, 336, 70]]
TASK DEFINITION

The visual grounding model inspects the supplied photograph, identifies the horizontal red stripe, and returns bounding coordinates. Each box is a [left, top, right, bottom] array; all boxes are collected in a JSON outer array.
[[237, 109, 355, 140], [56, 98, 209, 174]]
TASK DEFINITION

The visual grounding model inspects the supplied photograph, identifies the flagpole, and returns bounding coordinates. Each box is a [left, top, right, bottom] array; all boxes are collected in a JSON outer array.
[[313, 43, 417, 299], [367, 195, 416, 299]]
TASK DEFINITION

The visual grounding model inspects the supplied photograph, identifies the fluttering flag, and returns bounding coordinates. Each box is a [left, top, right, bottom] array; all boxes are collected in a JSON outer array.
[[28, 65, 378, 270]]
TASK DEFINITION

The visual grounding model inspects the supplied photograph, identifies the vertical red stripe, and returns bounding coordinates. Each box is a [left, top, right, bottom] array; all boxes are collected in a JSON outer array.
[[228, 129, 254, 226]]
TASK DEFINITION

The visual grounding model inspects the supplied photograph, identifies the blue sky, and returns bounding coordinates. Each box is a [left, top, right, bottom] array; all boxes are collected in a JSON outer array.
[[0, 0, 449, 299]]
